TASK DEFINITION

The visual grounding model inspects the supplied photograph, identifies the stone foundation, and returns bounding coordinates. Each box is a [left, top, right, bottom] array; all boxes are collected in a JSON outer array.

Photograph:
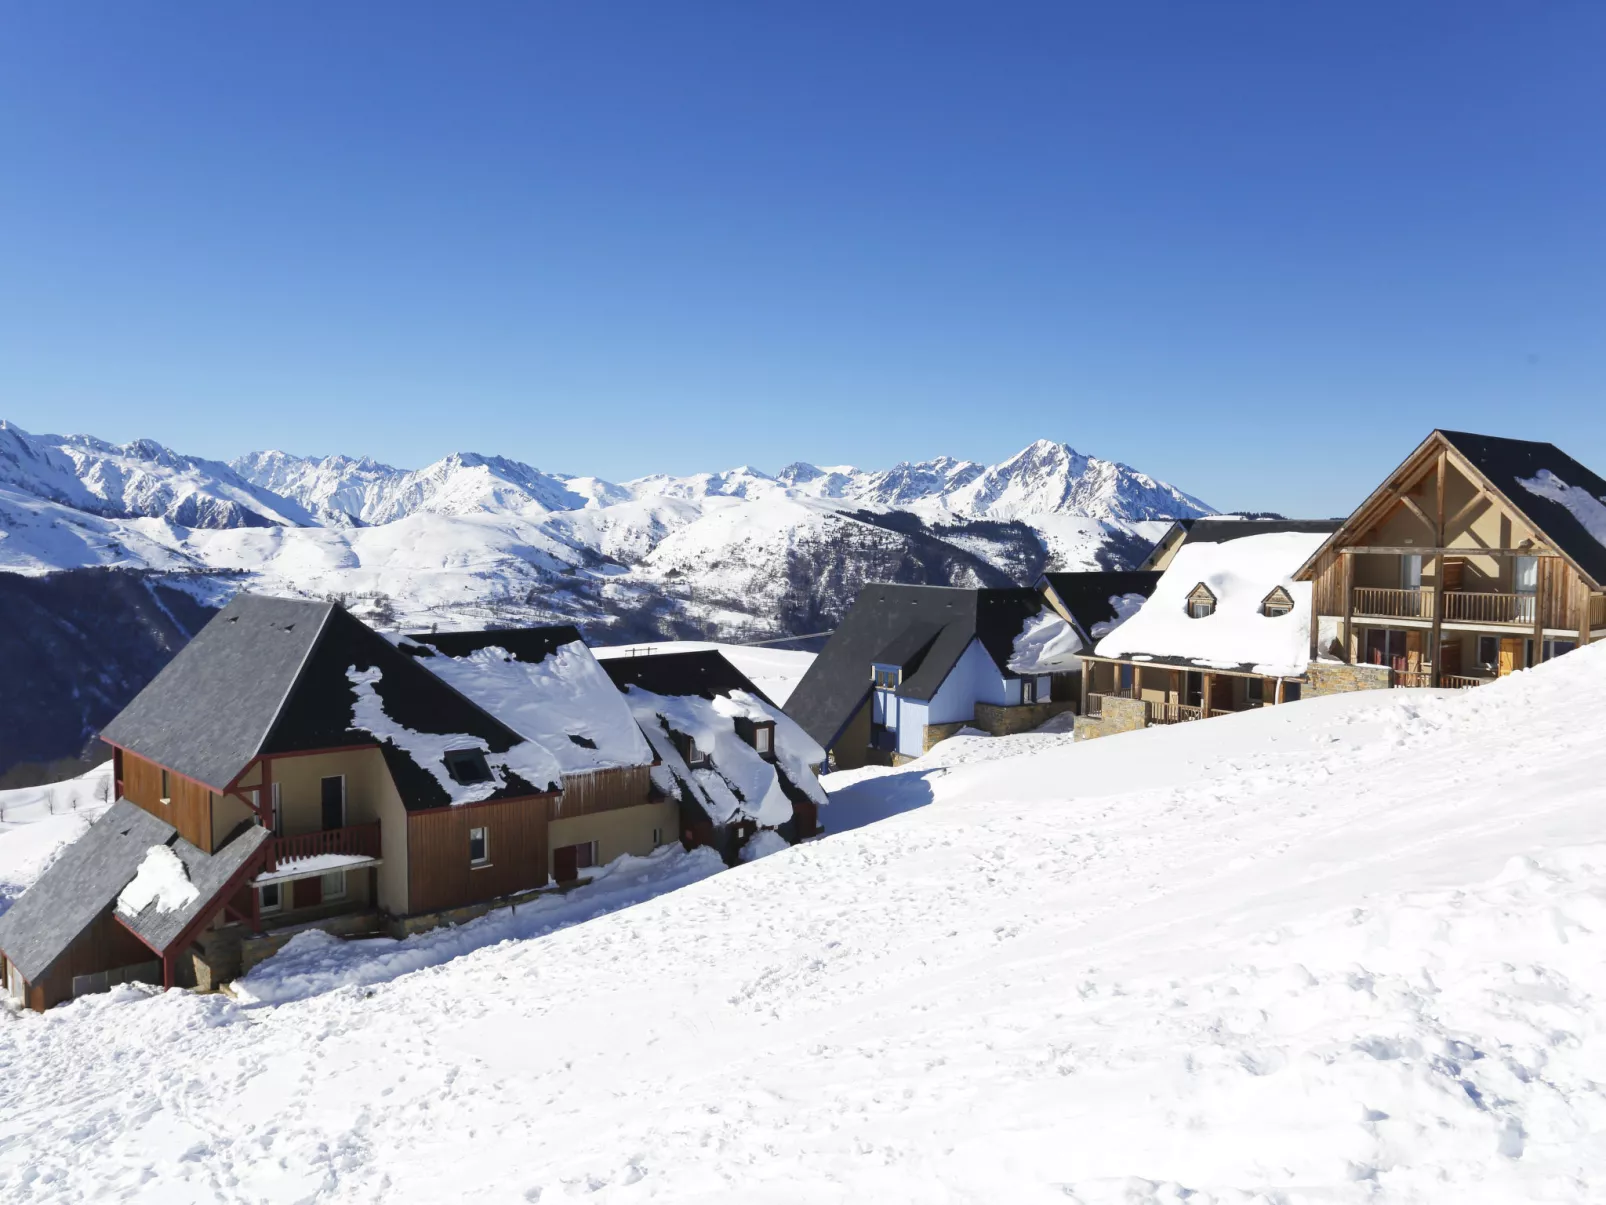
[[922, 721, 971, 752], [1305, 661, 1392, 697], [971, 700, 1076, 737], [1072, 695, 1147, 741]]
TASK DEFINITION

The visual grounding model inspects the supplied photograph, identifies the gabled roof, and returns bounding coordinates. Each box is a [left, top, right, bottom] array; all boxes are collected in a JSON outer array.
[[1135, 519, 1198, 570], [0, 800, 270, 983], [783, 584, 1050, 749], [601, 649, 775, 706], [401, 627, 654, 778], [1038, 571, 1163, 640], [100, 594, 540, 807], [1438, 430, 1606, 589], [1294, 431, 1606, 590], [1092, 525, 1339, 677]]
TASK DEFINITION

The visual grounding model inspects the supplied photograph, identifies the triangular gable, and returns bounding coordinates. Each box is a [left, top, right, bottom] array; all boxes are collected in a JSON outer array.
[[1293, 430, 1606, 590]]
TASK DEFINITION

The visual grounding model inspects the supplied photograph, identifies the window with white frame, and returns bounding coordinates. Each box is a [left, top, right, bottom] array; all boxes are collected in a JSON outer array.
[[469, 826, 489, 866], [1185, 584, 1217, 619], [754, 725, 772, 754], [259, 882, 282, 913], [321, 871, 347, 901], [1020, 677, 1037, 704]]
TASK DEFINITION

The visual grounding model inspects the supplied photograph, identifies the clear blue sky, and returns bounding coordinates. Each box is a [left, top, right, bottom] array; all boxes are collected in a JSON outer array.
[[2, 3, 1601, 515]]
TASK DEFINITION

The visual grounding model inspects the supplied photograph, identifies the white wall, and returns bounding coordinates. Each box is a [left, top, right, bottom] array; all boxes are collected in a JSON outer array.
[[926, 638, 1009, 723]]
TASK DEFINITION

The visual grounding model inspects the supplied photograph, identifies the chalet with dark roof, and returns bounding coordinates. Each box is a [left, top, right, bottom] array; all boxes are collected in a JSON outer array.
[[0, 596, 650, 1011], [785, 585, 1082, 769], [1294, 430, 1606, 690], [600, 650, 825, 861]]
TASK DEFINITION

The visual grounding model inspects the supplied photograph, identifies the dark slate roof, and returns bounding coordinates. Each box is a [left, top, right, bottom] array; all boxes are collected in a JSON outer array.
[[101, 594, 539, 808], [100, 594, 332, 791], [0, 800, 268, 982], [1178, 518, 1344, 546], [1038, 571, 1163, 639], [783, 584, 1050, 750], [1439, 430, 1606, 588], [402, 625, 584, 664], [872, 621, 943, 671], [120, 824, 271, 953], [601, 649, 775, 706]]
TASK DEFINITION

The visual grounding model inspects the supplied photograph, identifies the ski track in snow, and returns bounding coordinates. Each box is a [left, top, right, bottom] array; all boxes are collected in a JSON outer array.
[[3, 654, 1606, 1200]]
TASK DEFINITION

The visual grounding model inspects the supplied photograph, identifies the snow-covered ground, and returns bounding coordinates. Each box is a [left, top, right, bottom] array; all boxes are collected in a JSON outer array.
[[592, 639, 816, 705], [0, 763, 115, 917], [5, 650, 1606, 1201]]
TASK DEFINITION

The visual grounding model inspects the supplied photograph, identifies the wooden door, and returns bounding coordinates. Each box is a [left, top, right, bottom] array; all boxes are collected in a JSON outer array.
[[1498, 637, 1522, 677], [1210, 675, 1233, 711], [321, 776, 345, 830]]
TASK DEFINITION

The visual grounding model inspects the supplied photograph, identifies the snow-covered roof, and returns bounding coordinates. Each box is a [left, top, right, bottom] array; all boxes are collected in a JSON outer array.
[[1093, 529, 1333, 677], [116, 845, 198, 917], [1007, 610, 1083, 674], [621, 684, 826, 828], [402, 631, 653, 783]]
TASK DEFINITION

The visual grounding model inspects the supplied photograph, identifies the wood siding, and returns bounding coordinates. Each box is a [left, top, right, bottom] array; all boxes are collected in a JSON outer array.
[[1310, 548, 1343, 615], [551, 764, 653, 819], [120, 750, 214, 851], [30, 907, 157, 1010], [406, 795, 550, 916]]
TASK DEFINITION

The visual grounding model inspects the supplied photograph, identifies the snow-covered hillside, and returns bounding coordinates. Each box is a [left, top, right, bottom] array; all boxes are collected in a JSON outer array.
[[0, 421, 1212, 639], [3, 645, 1605, 1201]]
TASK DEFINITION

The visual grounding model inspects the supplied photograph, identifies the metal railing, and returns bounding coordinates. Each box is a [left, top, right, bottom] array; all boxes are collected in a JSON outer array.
[[1353, 587, 1432, 619], [1443, 592, 1535, 625], [264, 822, 381, 874]]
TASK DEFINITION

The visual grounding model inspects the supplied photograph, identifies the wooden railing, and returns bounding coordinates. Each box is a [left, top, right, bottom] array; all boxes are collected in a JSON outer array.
[[1591, 594, 1606, 628], [1441, 674, 1492, 690], [1442, 592, 1535, 625], [1353, 587, 1432, 619], [1145, 700, 1204, 725], [264, 823, 381, 874], [1393, 669, 1432, 688]]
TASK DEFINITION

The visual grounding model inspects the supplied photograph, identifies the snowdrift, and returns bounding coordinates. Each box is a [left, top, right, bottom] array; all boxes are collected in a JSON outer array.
[[3, 648, 1606, 1202]]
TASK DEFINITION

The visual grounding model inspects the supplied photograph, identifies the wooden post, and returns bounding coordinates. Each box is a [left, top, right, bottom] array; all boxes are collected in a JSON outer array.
[[1079, 658, 1090, 715], [1532, 558, 1547, 666], [1274, 677, 1285, 705], [1340, 552, 1355, 663], [1429, 450, 1446, 687], [161, 949, 177, 991], [1201, 673, 1213, 718], [1581, 585, 1594, 647]]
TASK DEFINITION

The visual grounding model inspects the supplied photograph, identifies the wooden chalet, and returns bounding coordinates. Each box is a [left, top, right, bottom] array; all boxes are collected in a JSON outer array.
[[600, 649, 825, 862], [1294, 431, 1606, 688], [1074, 520, 1341, 738], [0, 596, 662, 1011]]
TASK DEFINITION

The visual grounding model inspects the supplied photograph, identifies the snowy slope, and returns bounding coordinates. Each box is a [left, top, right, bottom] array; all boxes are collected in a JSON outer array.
[[0, 764, 115, 917], [4, 647, 1606, 1201]]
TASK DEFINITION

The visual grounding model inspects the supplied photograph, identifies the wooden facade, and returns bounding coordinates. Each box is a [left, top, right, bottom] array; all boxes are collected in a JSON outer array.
[[22, 906, 161, 1011], [117, 748, 217, 852], [405, 794, 553, 916], [553, 764, 653, 818]]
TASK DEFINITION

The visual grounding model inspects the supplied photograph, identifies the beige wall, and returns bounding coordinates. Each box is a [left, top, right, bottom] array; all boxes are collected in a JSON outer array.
[[211, 791, 255, 850], [267, 748, 390, 835], [548, 798, 678, 876], [371, 761, 411, 916]]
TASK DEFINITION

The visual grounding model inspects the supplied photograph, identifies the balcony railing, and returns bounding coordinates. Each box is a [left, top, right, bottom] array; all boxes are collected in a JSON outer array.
[[1442, 592, 1535, 625], [1441, 674, 1493, 690], [1145, 700, 1204, 725], [1353, 587, 1432, 619], [264, 823, 381, 874], [1393, 669, 1432, 688]]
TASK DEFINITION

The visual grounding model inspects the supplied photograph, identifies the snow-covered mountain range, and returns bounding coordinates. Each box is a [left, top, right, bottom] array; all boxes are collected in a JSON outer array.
[[0, 420, 1213, 640]]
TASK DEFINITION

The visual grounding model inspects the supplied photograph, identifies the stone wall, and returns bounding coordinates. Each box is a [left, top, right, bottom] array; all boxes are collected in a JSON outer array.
[[1072, 695, 1148, 741], [1305, 661, 1392, 698], [972, 699, 1077, 737], [922, 721, 971, 752]]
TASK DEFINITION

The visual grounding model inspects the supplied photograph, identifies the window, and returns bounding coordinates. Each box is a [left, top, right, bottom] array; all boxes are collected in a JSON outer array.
[[567, 734, 597, 750], [1020, 677, 1037, 704], [1246, 677, 1264, 707], [1545, 640, 1577, 662], [1400, 554, 1423, 590], [574, 840, 597, 870], [469, 826, 489, 866], [1118, 664, 1134, 692], [652, 827, 664, 846], [443, 748, 493, 786], [259, 882, 282, 914], [1514, 556, 1538, 595], [872, 666, 899, 689], [270, 783, 283, 835], [160, 768, 170, 805], [321, 871, 347, 901], [1283, 681, 1302, 703], [1478, 635, 1498, 669], [1261, 587, 1294, 618], [1185, 584, 1216, 619], [683, 735, 708, 768], [753, 726, 772, 755]]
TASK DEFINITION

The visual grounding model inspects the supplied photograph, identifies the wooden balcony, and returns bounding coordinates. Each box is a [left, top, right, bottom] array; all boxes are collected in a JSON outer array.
[[263, 823, 381, 874], [1441, 674, 1493, 690], [1442, 592, 1535, 625], [1144, 700, 1203, 725], [1353, 587, 1432, 619]]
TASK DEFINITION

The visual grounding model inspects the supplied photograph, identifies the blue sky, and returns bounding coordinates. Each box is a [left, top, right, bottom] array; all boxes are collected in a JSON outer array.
[[1, 3, 1601, 515]]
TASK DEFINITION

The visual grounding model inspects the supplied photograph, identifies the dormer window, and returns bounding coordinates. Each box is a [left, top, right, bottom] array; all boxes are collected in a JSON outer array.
[[734, 716, 777, 759], [1185, 584, 1217, 619], [443, 748, 493, 785], [872, 666, 899, 689], [672, 731, 709, 769], [1261, 587, 1294, 618]]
